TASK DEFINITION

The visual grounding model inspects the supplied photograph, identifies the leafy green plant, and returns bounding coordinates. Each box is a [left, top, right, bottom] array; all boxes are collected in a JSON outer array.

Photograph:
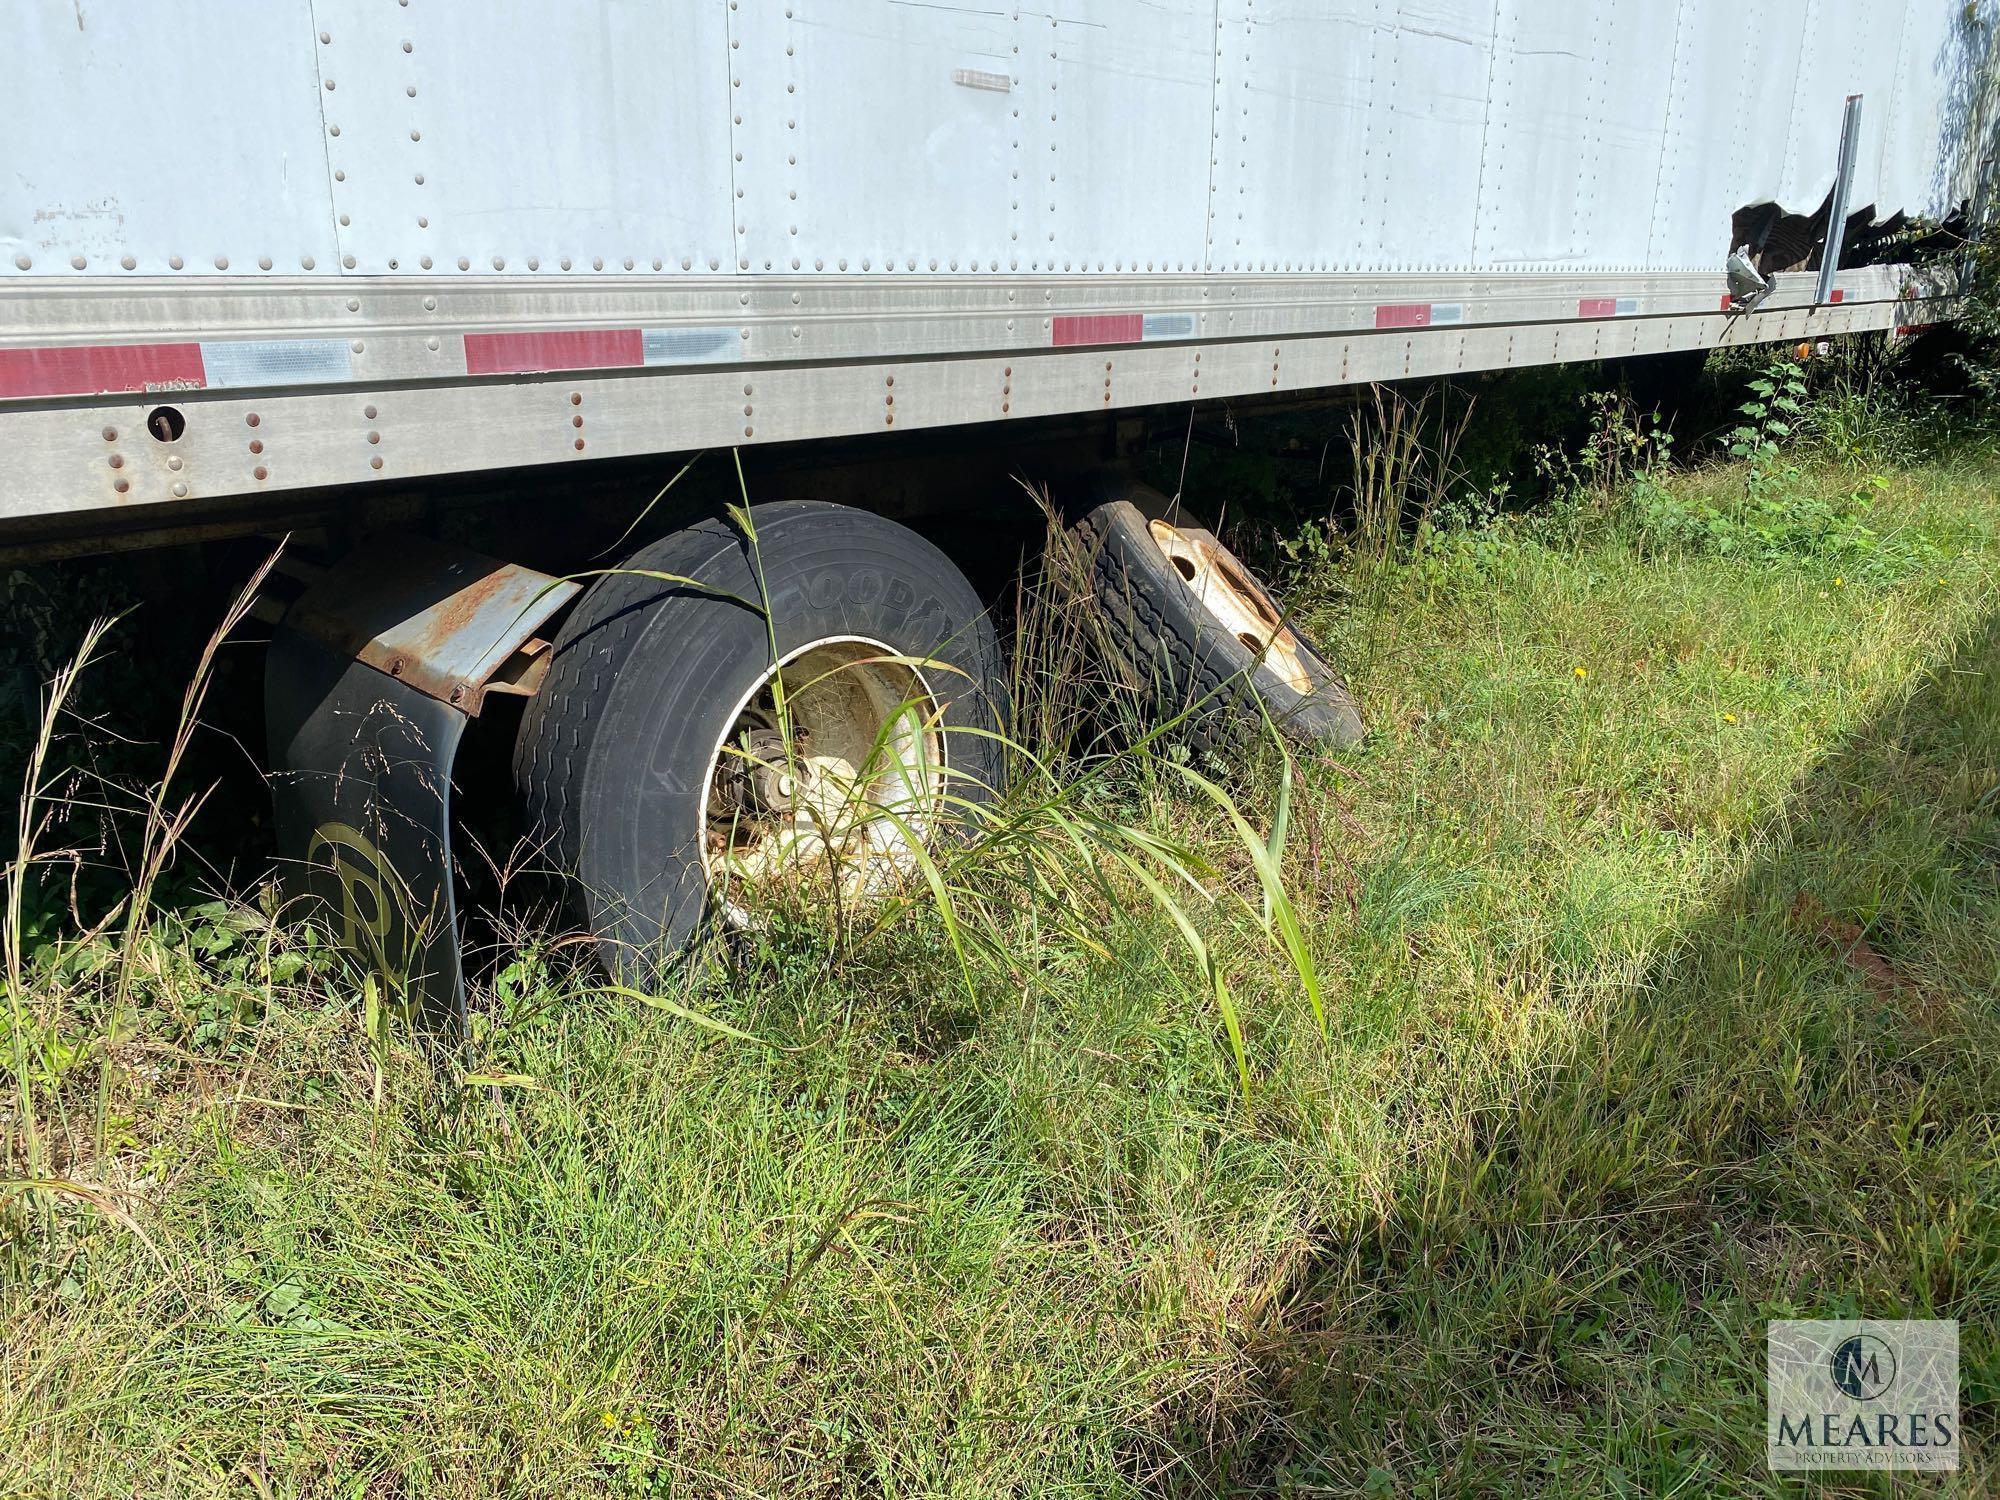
[[1526, 387, 1674, 551], [1727, 356, 1808, 496]]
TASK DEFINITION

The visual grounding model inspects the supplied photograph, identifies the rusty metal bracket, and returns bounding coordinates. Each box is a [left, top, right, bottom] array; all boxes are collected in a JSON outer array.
[[266, 534, 578, 1032], [282, 534, 578, 714]]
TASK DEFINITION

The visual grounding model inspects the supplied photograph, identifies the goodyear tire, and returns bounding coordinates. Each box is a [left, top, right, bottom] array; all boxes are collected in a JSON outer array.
[[514, 502, 1007, 980], [1074, 490, 1363, 755]]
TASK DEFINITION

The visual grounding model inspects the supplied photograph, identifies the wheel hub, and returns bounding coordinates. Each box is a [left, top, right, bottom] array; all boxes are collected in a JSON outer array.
[[1148, 519, 1314, 693], [702, 639, 945, 919]]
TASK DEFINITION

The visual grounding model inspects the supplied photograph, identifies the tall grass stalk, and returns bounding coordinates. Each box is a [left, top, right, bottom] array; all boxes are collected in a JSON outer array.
[[4, 617, 115, 1194], [1346, 383, 1470, 567], [1343, 383, 1472, 686], [98, 548, 280, 1151]]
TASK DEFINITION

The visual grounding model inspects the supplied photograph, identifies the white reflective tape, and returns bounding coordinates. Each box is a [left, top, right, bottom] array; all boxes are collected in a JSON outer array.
[[1142, 312, 1197, 341], [642, 328, 737, 365], [1428, 303, 1464, 324], [199, 338, 353, 388], [1615, 297, 1640, 316]]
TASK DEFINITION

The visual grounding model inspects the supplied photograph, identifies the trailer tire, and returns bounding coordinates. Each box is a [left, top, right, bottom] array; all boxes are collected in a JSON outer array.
[[1074, 496, 1363, 755], [514, 502, 1007, 981]]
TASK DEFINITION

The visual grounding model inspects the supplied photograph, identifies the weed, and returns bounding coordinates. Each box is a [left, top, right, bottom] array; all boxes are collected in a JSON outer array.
[[1529, 388, 1676, 548], [1344, 383, 1474, 567], [1, 369, 1996, 1496]]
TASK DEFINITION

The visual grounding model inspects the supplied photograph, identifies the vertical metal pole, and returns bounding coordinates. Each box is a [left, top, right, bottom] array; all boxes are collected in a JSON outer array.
[[1816, 94, 1863, 305]]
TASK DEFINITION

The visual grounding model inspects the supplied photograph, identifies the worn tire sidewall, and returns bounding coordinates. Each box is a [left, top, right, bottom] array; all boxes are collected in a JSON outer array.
[[558, 503, 1006, 978], [1088, 499, 1357, 737]]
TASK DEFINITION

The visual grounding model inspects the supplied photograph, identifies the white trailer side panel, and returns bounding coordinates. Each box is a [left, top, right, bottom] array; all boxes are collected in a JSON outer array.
[[1650, 0, 1803, 266], [3, 1, 1978, 281], [7, 1, 340, 276], [309, 0, 739, 276], [728, 1, 1021, 275], [1209, 1, 1379, 271]]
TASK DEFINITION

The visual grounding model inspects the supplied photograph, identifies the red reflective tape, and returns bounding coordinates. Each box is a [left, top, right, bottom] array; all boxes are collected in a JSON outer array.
[[463, 329, 644, 375], [1051, 313, 1143, 347], [1374, 303, 1430, 329], [1577, 297, 1619, 319], [1829, 288, 1845, 304], [1720, 294, 1735, 311], [0, 342, 206, 399]]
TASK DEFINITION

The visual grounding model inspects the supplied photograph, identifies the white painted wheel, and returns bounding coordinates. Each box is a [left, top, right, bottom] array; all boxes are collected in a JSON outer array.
[[701, 635, 946, 924], [1147, 518, 1314, 693], [515, 501, 1007, 981]]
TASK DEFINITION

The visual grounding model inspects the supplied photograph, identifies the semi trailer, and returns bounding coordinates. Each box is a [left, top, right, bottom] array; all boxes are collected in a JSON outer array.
[[1, 0, 1982, 1022]]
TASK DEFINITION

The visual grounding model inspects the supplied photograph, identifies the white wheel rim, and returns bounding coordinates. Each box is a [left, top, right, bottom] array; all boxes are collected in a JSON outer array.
[[1147, 519, 1314, 693], [699, 635, 947, 925]]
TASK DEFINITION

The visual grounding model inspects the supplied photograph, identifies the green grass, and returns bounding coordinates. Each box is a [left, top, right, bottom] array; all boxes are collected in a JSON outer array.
[[3, 422, 1999, 1495]]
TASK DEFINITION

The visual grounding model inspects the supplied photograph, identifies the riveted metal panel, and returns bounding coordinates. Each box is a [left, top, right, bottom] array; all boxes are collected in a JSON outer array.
[[1476, 1, 1586, 267], [1879, 0, 1932, 214], [1208, 0, 1378, 274], [1368, 0, 1491, 269], [1792, 2, 1912, 216], [1587, 1, 1683, 269], [4, 0, 1976, 289], [0, 267, 1921, 522], [0, 265, 1910, 395], [729, 1, 1020, 276], [308, 0, 735, 276], [1653, 0, 1804, 258], [1026, 1, 1214, 275], [1, 1, 339, 278]]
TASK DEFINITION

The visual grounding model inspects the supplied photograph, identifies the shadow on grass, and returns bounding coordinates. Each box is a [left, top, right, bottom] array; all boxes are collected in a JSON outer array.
[[1155, 608, 2000, 1495]]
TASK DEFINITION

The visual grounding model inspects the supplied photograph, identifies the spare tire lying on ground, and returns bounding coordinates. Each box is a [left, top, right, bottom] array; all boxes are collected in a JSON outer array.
[[1071, 482, 1364, 755]]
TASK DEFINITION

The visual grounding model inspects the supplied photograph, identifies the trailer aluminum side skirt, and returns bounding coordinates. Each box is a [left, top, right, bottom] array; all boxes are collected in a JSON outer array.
[[0, 266, 1927, 523]]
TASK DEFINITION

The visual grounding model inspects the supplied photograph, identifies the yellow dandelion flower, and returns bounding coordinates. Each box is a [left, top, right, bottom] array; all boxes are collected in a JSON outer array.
[[1722, 713, 1737, 724], [1833, 576, 1844, 587], [1573, 665, 1588, 680], [601, 1411, 620, 1431]]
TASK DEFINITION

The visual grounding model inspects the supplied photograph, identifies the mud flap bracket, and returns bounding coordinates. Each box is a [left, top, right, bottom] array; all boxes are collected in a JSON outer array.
[[264, 535, 578, 1035]]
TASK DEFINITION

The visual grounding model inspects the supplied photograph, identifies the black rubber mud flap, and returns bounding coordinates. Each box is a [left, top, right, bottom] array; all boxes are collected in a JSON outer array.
[[266, 623, 470, 1036]]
